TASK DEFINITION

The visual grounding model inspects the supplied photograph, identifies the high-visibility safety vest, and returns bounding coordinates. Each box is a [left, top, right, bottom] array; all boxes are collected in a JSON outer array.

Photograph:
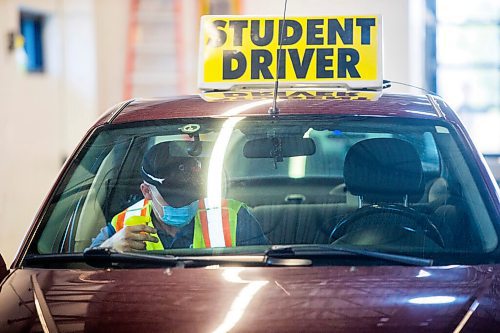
[[110, 198, 243, 250]]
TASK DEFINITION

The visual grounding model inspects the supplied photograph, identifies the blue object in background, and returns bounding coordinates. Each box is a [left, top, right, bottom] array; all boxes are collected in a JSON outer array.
[[332, 130, 343, 136], [20, 12, 44, 72]]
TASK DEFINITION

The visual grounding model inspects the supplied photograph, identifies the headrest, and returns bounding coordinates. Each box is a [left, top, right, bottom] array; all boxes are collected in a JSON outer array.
[[344, 138, 423, 203], [428, 177, 449, 203]]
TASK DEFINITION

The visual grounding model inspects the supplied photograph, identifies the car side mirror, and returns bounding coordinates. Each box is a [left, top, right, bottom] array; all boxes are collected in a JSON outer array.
[[0, 254, 7, 281]]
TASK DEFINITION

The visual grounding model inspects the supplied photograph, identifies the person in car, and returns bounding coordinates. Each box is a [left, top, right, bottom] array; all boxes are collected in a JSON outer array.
[[90, 142, 268, 251]]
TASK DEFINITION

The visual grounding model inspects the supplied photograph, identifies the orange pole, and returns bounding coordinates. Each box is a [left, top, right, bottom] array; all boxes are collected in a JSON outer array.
[[232, 0, 243, 14], [200, 0, 211, 15], [174, 0, 186, 94], [123, 0, 139, 100]]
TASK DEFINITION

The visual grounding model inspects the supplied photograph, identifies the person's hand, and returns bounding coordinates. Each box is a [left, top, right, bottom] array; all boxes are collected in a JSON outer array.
[[99, 224, 158, 252]]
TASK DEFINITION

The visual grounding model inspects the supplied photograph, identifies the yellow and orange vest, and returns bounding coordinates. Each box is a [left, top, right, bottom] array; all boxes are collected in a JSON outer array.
[[110, 199, 243, 250]]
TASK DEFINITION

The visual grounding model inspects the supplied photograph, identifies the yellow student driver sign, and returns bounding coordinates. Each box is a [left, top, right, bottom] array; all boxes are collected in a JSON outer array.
[[198, 15, 383, 90]]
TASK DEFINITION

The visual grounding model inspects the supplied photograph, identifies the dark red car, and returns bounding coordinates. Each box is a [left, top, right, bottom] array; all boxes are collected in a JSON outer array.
[[1, 90, 499, 332]]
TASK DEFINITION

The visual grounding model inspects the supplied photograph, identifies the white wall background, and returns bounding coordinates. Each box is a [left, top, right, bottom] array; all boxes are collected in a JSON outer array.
[[0, 0, 66, 265], [0, 0, 127, 265], [0, 0, 425, 265]]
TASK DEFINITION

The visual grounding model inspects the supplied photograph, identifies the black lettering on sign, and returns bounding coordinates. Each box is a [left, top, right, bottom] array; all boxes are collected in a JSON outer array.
[[251, 20, 274, 47], [337, 92, 359, 97], [251, 91, 274, 98], [327, 18, 353, 45], [356, 18, 376, 45], [338, 48, 360, 78], [316, 48, 334, 78], [315, 91, 334, 98], [288, 91, 315, 99], [251, 50, 273, 79], [223, 50, 246, 79], [316, 91, 343, 99], [209, 20, 228, 47], [288, 48, 314, 79], [307, 19, 324, 45], [277, 91, 288, 98], [278, 20, 302, 45], [229, 20, 249, 46], [277, 49, 286, 79]]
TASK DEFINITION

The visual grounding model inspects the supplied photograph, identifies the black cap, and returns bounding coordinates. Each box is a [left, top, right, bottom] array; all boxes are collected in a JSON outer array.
[[141, 142, 203, 207]]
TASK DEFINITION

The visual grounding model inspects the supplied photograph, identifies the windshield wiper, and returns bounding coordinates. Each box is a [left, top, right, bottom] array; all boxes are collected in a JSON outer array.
[[24, 248, 313, 268], [24, 248, 182, 268], [265, 244, 433, 266]]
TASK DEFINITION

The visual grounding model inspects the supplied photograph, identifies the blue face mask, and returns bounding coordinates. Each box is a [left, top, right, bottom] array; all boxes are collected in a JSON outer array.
[[155, 200, 198, 228]]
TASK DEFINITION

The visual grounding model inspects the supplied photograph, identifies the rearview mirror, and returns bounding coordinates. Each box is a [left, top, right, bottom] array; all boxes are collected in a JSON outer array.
[[243, 137, 316, 158]]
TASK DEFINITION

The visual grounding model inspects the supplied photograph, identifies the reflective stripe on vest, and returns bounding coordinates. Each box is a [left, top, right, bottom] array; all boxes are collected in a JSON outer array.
[[113, 199, 150, 231], [193, 199, 241, 248], [110, 199, 164, 251], [111, 198, 242, 249]]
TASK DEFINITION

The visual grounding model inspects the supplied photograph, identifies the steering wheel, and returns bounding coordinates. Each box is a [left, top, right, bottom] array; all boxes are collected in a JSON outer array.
[[329, 204, 445, 248]]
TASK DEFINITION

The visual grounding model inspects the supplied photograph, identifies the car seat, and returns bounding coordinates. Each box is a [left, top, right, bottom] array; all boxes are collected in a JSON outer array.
[[426, 177, 470, 248], [330, 138, 445, 249]]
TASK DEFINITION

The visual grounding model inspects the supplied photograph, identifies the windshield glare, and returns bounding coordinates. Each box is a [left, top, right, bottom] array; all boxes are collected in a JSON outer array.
[[33, 117, 498, 265]]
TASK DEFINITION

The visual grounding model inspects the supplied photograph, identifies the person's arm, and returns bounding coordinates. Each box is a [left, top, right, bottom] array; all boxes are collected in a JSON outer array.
[[89, 223, 159, 252], [235, 207, 269, 246], [88, 224, 115, 249]]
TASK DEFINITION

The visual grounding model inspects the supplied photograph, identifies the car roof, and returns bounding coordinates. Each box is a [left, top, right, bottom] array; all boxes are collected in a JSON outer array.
[[95, 92, 449, 127]]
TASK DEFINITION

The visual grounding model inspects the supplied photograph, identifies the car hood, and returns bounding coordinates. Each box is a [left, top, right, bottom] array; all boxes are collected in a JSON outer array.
[[1, 264, 499, 332]]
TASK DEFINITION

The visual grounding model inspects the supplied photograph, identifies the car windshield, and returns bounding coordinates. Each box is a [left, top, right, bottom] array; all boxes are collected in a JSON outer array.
[[31, 115, 498, 266]]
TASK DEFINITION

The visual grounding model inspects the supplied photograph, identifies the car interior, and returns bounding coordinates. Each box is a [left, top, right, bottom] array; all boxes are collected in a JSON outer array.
[[36, 117, 497, 257]]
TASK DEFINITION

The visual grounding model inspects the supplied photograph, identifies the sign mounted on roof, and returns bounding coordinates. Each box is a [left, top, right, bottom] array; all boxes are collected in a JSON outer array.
[[198, 15, 383, 91], [201, 90, 382, 102]]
